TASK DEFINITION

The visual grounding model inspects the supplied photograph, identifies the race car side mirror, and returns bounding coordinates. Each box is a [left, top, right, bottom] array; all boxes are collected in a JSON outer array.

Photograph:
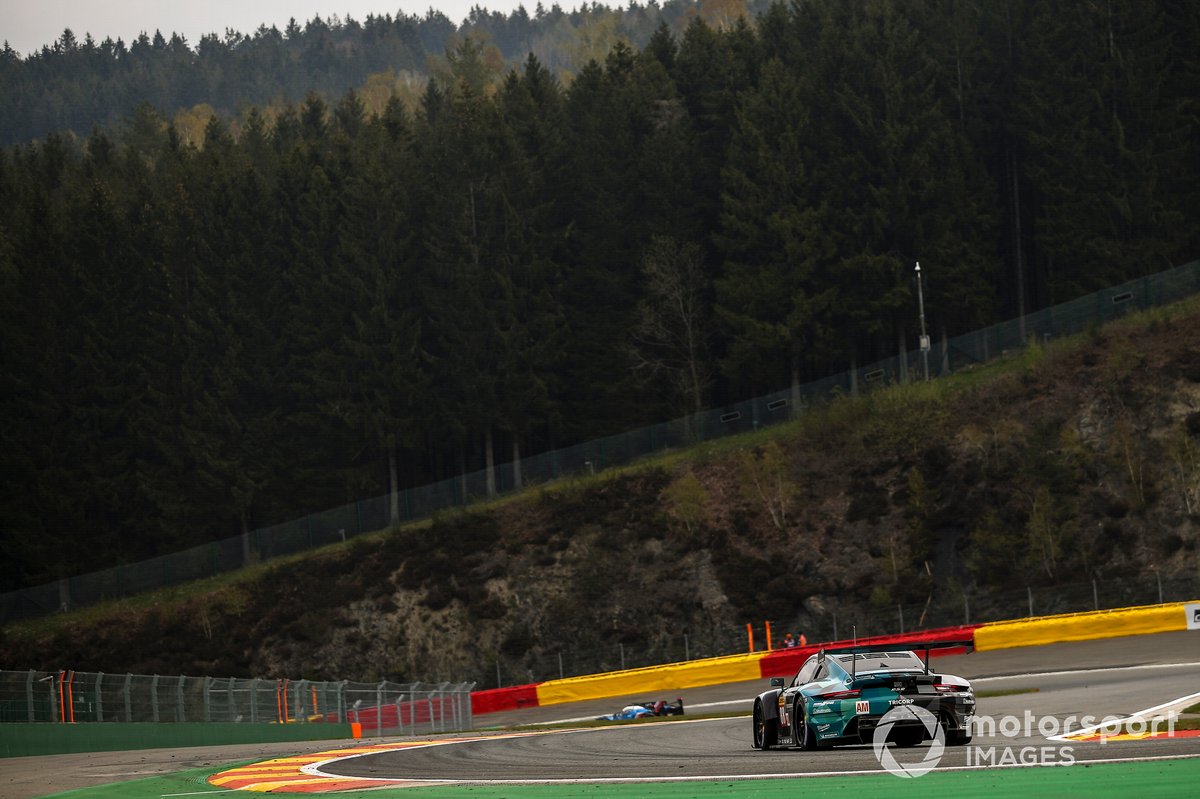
[[770, 678, 784, 687]]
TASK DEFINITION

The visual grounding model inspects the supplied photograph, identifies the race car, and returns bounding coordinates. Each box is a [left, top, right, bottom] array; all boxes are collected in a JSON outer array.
[[597, 698, 685, 721], [751, 641, 975, 750]]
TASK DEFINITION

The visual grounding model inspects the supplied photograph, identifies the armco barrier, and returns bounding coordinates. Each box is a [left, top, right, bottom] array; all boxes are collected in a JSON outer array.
[[536, 652, 763, 707], [469, 603, 1196, 716], [476, 630, 983, 714], [0, 721, 359, 758], [758, 625, 982, 678], [974, 601, 1199, 651]]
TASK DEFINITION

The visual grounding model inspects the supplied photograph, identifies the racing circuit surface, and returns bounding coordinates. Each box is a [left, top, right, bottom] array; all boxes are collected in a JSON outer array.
[[2, 631, 1198, 797], [317, 630, 1200, 784]]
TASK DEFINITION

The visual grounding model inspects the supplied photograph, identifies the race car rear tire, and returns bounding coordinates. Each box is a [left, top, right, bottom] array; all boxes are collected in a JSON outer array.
[[946, 729, 972, 746], [753, 700, 778, 750]]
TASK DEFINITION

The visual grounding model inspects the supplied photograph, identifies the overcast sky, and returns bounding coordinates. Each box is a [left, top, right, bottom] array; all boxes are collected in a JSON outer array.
[[2, 1, 550, 57]]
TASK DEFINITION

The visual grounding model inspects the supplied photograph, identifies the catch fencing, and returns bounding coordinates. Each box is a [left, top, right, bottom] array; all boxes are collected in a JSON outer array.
[[488, 574, 1200, 687], [0, 670, 474, 736], [3, 259, 1199, 622]]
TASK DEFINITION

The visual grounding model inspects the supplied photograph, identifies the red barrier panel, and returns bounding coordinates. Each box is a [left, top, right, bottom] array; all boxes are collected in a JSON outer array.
[[758, 624, 982, 678], [471, 684, 541, 715], [326, 696, 458, 729]]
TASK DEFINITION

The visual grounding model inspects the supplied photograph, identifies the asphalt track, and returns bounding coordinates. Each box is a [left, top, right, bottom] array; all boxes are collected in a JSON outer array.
[[319, 630, 1200, 783], [3, 630, 1198, 797]]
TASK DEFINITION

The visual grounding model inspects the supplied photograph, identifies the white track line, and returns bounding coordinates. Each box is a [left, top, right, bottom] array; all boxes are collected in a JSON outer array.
[[305, 748, 1200, 786], [1047, 689, 1200, 741]]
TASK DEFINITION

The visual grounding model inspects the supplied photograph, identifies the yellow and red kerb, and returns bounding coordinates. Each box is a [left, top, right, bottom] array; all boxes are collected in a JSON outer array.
[[208, 733, 545, 793]]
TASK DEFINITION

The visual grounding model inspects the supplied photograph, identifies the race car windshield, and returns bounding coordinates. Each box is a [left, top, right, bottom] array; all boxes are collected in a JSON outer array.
[[832, 652, 926, 672]]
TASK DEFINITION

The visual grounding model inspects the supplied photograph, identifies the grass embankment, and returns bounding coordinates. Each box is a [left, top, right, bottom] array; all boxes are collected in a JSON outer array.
[[9, 291, 1200, 671]]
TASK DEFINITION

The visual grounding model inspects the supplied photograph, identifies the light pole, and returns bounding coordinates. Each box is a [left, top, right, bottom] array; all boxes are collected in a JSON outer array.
[[915, 262, 930, 381]]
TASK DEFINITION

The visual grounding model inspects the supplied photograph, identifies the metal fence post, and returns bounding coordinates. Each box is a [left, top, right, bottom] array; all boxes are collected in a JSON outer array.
[[24, 670, 34, 722], [95, 673, 104, 722], [1027, 587, 1033, 617], [123, 673, 132, 721], [50, 672, 59, 723], [376, 681, 384, 738], [1092, 579, 1099, 610]]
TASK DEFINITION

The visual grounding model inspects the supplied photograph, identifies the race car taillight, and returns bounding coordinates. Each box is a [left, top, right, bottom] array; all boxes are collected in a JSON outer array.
[[934, 683, 962, 693], [817, 689, 861, 700]]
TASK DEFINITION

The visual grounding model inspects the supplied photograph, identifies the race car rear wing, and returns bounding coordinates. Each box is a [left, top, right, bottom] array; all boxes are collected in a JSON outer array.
[[818, 639, 975, 679]]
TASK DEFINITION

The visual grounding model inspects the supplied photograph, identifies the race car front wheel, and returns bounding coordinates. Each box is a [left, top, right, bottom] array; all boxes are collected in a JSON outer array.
[[753, 700, 777, 750]]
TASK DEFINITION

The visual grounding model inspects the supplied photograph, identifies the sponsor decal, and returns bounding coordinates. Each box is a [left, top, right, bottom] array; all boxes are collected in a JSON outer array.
[[890, 698, 914, 706], [855, 700, 870, 715]]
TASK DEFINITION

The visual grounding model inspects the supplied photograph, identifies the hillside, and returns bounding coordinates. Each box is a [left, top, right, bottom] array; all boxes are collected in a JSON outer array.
[[3, 302, 1199, 685], [5, 0, 1198, 595]]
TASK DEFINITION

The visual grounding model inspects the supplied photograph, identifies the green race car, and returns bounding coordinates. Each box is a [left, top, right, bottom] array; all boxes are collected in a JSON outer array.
[[752, 642, 976, 750]]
